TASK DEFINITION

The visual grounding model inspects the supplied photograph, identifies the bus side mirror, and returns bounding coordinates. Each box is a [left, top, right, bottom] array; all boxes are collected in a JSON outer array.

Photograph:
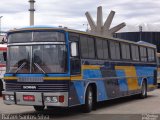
[[71, 42, 78, 57]]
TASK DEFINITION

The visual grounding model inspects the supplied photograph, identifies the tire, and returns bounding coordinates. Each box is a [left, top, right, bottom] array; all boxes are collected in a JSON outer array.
[[33, 106, 45, 112], [82, 86, 93, 113], [139, 81, 147, 99]]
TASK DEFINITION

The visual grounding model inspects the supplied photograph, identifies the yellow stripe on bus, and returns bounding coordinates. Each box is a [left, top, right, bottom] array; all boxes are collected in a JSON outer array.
[[115, 66, 139, 91], [71, 76, 83, 80], [4, 77, 70, 81], [82, 65, 100, 70], [43, 77, 70, 80], [4, 77, 18, 80], [4, 65, 101, 81]]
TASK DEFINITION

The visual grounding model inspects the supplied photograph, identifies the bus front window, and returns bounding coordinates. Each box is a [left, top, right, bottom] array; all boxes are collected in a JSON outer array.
[[33, 45, 67, 73], [7, 45, 67, 74], [7, 31, 67, 74], [7, 46, 31, 73]]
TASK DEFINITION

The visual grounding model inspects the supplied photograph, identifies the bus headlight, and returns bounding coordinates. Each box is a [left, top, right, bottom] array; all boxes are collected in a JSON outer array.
[[5, 95, 10, 101], [10, 95, 15, 101], [4, 95, 14, 101]]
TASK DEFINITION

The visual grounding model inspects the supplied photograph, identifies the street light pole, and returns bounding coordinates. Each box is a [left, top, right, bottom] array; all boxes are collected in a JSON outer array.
[[139, 25, 142, 41], [0, 16, 3, 35], [29, 0, 35, 26]]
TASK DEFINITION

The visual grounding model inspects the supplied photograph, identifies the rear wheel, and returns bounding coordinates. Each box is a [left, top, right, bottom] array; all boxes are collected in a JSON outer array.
[[33, 106, 45, 112], [82, 86, 93, 113], [139, 81, 147, 99]]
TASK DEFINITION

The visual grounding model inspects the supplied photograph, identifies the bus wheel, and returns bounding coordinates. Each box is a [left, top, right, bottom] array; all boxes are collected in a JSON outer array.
[[82, 86, 93, 113], [140, 81, 147, 99], [33, 106, 45, 112]]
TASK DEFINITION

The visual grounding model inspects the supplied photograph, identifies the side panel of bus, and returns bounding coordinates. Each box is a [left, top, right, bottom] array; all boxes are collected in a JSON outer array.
[[68, 32, 157, 107], [69, 61, 157, 106]]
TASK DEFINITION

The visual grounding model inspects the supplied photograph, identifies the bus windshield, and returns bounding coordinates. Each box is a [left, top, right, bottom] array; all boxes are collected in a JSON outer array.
[[7, 31, 67, 74], [8, 31, 65, 43], [7, 45, 67, 73]]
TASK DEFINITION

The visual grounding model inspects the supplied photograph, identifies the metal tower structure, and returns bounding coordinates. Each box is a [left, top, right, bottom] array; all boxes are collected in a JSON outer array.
[[85, 6, 126, 37], [29, 0, 35, 26]]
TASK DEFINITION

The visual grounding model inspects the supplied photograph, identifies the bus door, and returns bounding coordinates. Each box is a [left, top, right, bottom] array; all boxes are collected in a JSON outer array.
[[69, 34, 81, 75]]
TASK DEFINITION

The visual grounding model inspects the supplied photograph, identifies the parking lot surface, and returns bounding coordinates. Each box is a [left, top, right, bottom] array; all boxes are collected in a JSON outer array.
[[0, 89, 160, 120]]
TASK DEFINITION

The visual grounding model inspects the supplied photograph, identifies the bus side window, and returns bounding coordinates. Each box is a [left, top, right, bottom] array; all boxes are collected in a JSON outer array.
[[140, 47, 147, 62], [80, 35, 95, 59], [109, 41, 120, 60], [147, 48, 155, 62]]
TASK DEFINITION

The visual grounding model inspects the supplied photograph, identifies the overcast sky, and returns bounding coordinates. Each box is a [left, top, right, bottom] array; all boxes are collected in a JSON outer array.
[[0, 0, 160, 31]]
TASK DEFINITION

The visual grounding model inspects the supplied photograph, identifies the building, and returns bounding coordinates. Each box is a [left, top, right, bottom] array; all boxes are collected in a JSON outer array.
[[114, 23, 160, 52]]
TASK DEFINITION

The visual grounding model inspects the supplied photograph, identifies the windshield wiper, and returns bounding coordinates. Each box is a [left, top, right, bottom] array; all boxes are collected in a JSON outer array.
[[15, 62, 27, 73], [34, 63, 46, 74]]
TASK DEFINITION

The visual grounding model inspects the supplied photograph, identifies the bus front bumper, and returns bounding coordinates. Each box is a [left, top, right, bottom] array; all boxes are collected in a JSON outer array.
[[2, 91, 68, 107]]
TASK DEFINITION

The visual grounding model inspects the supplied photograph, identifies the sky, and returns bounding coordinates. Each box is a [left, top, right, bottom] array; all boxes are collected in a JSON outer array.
[[0, 0, 160, 32]]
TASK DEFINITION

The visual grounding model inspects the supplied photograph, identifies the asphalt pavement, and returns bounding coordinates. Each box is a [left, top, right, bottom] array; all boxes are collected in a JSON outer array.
[[0, 89, 160, 120]]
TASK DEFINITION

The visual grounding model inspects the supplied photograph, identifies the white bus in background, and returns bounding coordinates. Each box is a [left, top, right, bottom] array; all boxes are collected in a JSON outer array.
[[157, 53, 160, 87], [0, 44, 7, 95]]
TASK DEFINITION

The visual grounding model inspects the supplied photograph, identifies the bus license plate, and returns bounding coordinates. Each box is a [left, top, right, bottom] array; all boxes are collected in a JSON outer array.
[[23, 95, 35, 101]]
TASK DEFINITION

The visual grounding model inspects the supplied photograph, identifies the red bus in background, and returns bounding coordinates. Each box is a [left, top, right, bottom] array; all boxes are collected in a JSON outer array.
[[0, 44, 7, 95]]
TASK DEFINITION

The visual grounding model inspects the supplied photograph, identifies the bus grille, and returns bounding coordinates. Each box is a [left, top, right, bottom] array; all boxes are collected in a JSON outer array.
[[17, 77, 44, 83], [5, 83, 68, 92]]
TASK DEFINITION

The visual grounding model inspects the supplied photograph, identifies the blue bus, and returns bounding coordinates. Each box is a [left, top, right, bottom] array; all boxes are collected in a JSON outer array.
[[2, 26, 157, 112]]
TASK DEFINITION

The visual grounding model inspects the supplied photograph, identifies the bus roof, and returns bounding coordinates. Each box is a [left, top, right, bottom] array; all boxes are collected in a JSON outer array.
[[8, 26, 156, 49]]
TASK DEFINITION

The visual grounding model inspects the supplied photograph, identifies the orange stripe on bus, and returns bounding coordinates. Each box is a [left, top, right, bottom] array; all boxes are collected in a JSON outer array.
[[115, 66, 139, 90]]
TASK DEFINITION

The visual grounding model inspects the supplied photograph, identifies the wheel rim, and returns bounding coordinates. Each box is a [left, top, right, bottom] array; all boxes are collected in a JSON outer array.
[[142, 82, 146, 96], [88, 90, 93, 106]]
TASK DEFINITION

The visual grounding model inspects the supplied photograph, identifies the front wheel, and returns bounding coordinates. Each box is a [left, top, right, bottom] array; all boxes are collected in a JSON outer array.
[[33, 106, 45, 112], [82, 86, 93, 113], [139, 81, 147, 99]]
